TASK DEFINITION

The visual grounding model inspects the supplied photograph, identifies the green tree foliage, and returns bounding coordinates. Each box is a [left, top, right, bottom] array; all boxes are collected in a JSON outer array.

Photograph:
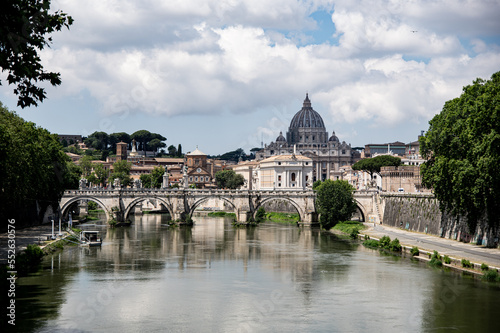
[[315, 179, 358, 230], [0, 0, 73, 108], [215, 169, 245, 189], [352, 155, 402, 177], [109, 132, 131, 153], [0, 103, 70, 229], [79, 155, 93, 177], [131, 130, 151, 153], [141, 166, 165, 188], [177, 144, 183, 157], [63, 161, 81, 189], [219, 148, 246, 162], [109, 160, 132, 187], [93, 163, 109, 186], [148, 138, 166, 155], [168, 145, 177, 156], [255, 207, 266, 223], [312, 180, 322, 190], [84, 131, 109, 151], [420, 71, 500, 229]]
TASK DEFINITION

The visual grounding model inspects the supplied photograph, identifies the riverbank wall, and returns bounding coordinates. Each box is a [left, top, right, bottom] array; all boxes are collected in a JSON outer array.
[[380, 194, 500, 248]]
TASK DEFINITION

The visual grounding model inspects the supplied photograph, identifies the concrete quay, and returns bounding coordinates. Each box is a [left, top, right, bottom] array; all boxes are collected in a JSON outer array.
[[361, 223, 500, 270]]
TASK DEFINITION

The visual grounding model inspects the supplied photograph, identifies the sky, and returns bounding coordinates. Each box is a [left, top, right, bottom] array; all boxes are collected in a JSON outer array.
[[2, 0, 500, 155]]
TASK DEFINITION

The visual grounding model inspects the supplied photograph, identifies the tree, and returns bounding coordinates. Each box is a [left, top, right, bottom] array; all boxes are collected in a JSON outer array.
[[63, 161, 81, 189], [215, 170, 245, 189], [315, 179, 358, 230], [352, 155, 402, 178], [0, 102, 71, 229], [131, 130, 152, 154], [109, 160, 132, 187], [148, 138, 166, 156], [219, 148, 245, 162], [420, 71, 500, 230], [177, 144, 183, 157], [167, 145, 177, 156], [93, 163, 109, 187], [109, 132, 131, 153], [140, 166, 164, 188], [79, 155, 93, 178], [84, 131, 109, 151], [0, 0, 73, 108]]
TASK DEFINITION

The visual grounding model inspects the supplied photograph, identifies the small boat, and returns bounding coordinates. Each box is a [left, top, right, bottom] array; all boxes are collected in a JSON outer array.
[[80, 231, 102, 247]]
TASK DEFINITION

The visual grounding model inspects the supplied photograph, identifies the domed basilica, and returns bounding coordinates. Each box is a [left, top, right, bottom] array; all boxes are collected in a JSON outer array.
[[256, 94, 360, 181]]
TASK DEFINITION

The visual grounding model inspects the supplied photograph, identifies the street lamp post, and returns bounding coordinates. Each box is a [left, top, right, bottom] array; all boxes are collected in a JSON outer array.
[[58, 216, 63, 237], [51, 218, 56, 240]]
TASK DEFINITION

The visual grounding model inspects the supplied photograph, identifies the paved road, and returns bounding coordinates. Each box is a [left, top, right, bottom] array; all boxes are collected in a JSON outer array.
[[363, 223, 500, 268]]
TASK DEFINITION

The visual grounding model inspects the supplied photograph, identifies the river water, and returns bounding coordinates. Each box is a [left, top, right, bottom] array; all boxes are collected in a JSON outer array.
[[14, 214, 500, 332]]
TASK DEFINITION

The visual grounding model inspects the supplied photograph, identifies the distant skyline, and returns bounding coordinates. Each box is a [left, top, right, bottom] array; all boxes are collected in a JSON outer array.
[[2, 0, 500, 155]]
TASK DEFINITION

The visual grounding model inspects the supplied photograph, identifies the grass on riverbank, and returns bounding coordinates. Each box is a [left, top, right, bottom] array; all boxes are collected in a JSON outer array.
[[208, 211, 237, 218], [265, 212, 299, 223], [332, 221, 366, 235]]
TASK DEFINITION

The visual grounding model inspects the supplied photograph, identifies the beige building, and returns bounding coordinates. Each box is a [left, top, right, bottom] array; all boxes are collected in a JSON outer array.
[[256, 94, 360, 181], [380, 165, 430, 193], [234, 154, 313, 190]]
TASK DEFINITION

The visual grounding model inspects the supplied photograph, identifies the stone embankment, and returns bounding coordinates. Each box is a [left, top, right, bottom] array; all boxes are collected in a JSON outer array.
[[360, 223, 500, 276]]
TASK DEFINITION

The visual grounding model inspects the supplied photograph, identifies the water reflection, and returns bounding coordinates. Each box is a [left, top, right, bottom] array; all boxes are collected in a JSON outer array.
[[11, 214, 500, 332]]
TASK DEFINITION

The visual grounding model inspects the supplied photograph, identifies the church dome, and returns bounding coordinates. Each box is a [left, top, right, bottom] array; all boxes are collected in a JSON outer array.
[[289, 93, 325, 129], [276, 131, 286, 142], [329, 131, 339, 142]]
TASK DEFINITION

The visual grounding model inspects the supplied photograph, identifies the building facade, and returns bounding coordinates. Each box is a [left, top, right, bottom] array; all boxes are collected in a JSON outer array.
[[234, 154, 313, 190], [256, 94, 360, 181]]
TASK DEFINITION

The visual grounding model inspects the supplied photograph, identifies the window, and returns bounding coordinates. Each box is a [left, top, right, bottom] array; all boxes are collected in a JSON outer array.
[[195, 176, 198, 182], [278, 175, 282, 181], [205, 176, 209, 182], [291, 173, 296, 181], [342, 149, 346, 154], [278, 162, 281, 165], [189, 176, 193, 181]]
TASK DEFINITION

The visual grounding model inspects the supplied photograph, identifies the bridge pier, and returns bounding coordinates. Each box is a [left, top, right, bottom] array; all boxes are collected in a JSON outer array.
[[298, 212, 319, 227], [78, 200, 88, 215], [237, 210, 250, 223]]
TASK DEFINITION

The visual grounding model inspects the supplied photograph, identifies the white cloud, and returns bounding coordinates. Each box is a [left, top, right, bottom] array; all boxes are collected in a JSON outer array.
[[20, 0, 499, 152]]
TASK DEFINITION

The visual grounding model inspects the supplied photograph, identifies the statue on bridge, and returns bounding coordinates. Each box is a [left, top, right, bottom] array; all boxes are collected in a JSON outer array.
[[79, 178, 87, 190]]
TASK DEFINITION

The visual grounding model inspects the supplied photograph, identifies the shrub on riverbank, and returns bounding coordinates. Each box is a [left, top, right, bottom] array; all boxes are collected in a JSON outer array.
[[379, 235, 391, 248], [482, 270, 500, 282], [363, 239, 380, 248], [255, 207, 266, 223], [461, 259, 472, 268], [443, 255, 451, 264], [481, 263, 489, 271], [16, 244, 44, 276], [429, 251, 443, 267], [410, 246, 420, 256], [388, 238, 402, 252]]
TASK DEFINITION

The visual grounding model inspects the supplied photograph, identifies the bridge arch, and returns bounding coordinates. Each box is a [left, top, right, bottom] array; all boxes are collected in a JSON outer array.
[[354, 199, 367, 222], [255, 196, 304, 222], [187, 196, 238, 218], [123, 197, 174, 221], [60, 196, 112, 221]]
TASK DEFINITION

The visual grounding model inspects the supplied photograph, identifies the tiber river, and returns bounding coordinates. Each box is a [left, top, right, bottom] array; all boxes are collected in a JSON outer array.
[[14, 214, 500, 332]]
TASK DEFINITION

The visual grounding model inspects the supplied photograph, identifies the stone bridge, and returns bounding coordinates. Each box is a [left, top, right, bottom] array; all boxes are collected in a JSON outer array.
[[59, 188, 381, 227]]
